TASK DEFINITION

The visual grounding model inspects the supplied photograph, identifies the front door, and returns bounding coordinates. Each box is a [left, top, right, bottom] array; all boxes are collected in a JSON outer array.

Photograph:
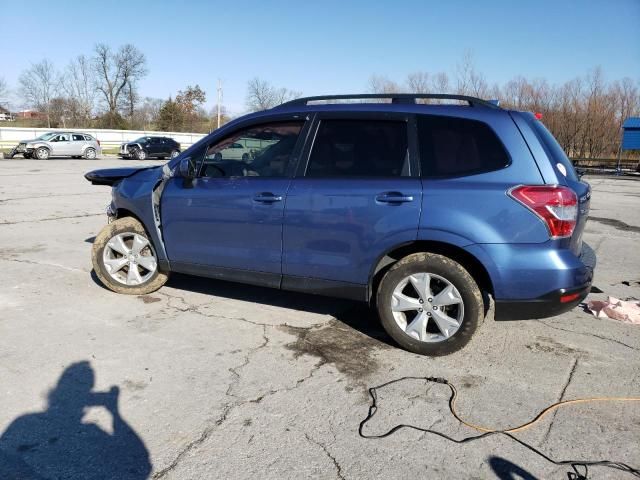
[[283, 115, 422, 289], [161, 119, 308, 284], [51, 133, 73, 156], [148, 137, 162, 156]]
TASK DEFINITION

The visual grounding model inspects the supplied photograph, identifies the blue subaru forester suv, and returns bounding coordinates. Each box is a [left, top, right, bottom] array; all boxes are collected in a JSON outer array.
[[86, 94, 595, 356]]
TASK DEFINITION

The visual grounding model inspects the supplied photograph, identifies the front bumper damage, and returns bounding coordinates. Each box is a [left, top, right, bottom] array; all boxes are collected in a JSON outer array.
[[3, 143, 28, 159]]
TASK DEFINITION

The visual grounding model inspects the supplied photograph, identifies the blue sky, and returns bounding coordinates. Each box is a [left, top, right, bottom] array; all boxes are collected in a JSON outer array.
[[1, 0, 639, 115]]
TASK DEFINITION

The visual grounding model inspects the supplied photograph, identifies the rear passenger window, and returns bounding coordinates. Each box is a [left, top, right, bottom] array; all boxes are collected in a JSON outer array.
[[306, 120, 409, 177], [72, 134, 85, 141], [417, 115, 509, 178]]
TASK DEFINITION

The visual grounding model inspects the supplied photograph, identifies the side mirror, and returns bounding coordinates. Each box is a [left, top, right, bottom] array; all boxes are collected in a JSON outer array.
[[178, 157, 196, 179]]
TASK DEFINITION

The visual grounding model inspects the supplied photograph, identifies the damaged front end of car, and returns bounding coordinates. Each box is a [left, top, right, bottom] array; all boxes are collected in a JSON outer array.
[[85, 163, 175, 270]]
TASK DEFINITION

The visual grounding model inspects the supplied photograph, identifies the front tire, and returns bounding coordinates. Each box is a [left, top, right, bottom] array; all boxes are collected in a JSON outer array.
[[35, 147, 50, 160], [92, 217, 169, 295], [170, 150, 180, 159], [135, 148, 147, 160], [376, 253, 483, 356]]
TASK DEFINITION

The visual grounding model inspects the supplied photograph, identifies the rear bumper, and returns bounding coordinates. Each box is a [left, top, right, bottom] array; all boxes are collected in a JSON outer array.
[[494, 282, 591, 320], [493, 242, 596, 320]]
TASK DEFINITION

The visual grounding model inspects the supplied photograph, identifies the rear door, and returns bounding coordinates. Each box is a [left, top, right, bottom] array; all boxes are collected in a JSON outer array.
[[282, 113, 422, 290], [159, 138, 172, 156], [71, 134, 86, 155]]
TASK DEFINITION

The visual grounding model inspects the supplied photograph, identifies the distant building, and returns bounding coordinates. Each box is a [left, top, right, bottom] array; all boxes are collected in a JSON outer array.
[[16, 109, 45, 120], [0, 106, 15, 121]]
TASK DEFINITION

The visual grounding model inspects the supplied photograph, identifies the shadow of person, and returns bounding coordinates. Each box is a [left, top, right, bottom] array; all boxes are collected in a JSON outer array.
[[489, 456, 538, 480], [0, 361, 151, 480]]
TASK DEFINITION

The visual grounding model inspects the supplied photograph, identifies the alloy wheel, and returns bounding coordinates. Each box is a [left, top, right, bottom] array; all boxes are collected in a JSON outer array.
[[391, 272, 464, 343], [102, 232, 157, 285]]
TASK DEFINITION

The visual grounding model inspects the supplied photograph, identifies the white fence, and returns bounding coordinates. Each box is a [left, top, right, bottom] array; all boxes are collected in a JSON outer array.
[[0, 127, 207, 151]]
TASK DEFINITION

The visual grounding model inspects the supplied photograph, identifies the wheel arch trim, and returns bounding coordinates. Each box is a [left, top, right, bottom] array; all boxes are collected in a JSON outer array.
[[367, 234, 495, 303]]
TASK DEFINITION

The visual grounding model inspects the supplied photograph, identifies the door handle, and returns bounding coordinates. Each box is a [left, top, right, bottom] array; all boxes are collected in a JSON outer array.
[[253, 192, 283, 203], [375, 192, 414, 204]]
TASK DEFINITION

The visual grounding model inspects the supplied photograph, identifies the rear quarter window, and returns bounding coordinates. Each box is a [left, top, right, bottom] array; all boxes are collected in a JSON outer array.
[[418, 115, 510, 178], [527, 116, 579, 182]]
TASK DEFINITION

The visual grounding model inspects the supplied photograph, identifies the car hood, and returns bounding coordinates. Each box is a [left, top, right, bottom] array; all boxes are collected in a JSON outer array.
[[21, 138, 47, 144], [84, 166, 160, 186]]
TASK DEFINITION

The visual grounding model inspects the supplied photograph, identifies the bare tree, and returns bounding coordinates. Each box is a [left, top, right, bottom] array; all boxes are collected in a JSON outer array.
[[406, 72, 430, 101], [368, 74, 400, 94], [123, 80, 139, 122], [135, 97, 164, 129], [432, 72, 450, 94], [245, 78, 301, 111], [19, 59, 58, 127], [0, 77, 8, 100], [455, 50, 489, 97], [93, 43, 147, 126], [61, 55, 96, 124]]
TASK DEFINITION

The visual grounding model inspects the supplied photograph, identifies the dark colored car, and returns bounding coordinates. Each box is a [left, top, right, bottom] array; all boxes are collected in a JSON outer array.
[[119, 136, 181, 160], [86, 93, 595, 356]]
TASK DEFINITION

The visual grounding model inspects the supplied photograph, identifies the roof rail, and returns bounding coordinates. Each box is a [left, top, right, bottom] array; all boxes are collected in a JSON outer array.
[[276, 93, 501, 109]]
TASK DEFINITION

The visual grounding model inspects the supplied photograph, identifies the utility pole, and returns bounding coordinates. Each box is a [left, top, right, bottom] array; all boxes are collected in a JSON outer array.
[[216, 79, 222, 129]]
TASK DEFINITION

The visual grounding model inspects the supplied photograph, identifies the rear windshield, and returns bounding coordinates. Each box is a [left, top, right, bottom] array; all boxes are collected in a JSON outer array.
[[528, 116, 578, 182]]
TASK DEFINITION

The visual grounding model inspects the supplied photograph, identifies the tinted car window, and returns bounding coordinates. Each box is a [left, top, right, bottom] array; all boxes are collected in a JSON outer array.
[[417, 115, 509, 178], [83, 135, 93, 141], [528, 116, 579, 181], [200, 121, 303, 178], [72, 134, 85, 141], [306, 119, 409, 177]]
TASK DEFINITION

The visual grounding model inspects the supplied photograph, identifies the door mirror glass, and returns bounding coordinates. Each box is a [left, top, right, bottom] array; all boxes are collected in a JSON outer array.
[[178, 157, 196, 179]]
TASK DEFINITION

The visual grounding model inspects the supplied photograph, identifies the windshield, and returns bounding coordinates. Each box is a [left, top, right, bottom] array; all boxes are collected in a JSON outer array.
[[35, 133, 57, 141], [133, 137, 148, 143]]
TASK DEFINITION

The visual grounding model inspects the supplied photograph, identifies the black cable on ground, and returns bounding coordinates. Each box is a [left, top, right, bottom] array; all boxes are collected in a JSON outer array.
[[358, 376, 640, 479]]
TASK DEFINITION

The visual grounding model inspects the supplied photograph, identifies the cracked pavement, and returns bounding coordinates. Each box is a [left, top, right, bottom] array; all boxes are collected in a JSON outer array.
[[0, 159, 639, 479]]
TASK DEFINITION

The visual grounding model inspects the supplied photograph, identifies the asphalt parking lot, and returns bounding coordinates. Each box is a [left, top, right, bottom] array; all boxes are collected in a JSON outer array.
[[0, 158, 639, 479]]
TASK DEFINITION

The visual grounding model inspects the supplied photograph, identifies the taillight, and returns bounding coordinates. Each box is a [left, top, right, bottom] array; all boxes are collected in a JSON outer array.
[[97, 140, 101, 146], [508, 185, 578, 238]]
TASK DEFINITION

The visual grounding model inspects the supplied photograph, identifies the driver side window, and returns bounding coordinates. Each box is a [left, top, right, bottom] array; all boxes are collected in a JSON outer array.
[[199, 121, 303, 178]]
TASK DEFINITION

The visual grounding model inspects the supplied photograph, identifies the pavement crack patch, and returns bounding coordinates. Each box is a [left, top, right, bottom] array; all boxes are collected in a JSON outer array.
[[0, 213, 103, 225], [153, 351, 323, 478], [226, 325, 270, 399], [588, 216, 640, 234], [156, 290, 326, 330], [0, 257, 85, 273], [303, 433, 345, 480], [0, 192, 96, 203], [540, 357, 578, 446], [537, 320, 639, 352]]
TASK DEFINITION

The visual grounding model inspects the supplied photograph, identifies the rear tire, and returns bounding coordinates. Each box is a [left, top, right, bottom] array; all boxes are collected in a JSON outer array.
[[92, 217, 169, 295], [84, 148, 97, 160], [170, 150, 180, 159], [376, 252, 483, 356]]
